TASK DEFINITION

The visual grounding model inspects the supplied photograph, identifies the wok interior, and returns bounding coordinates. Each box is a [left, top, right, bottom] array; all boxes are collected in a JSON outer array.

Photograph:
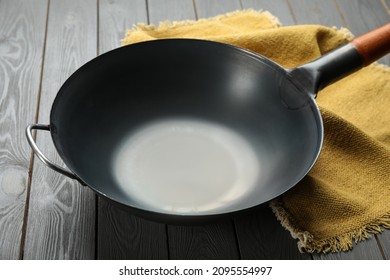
[[50, 40, 322, 215]]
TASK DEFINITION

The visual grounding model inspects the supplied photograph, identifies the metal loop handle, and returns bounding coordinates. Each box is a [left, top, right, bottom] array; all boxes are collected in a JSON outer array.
[[26, 124, 86, 186]]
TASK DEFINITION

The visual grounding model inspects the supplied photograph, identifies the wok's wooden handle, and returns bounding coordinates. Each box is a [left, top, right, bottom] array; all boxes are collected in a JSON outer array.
[[351, 22, 390, 66]]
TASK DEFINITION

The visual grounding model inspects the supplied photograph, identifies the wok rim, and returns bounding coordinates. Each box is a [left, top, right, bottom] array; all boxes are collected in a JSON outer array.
[[48, 38, 324, 222]]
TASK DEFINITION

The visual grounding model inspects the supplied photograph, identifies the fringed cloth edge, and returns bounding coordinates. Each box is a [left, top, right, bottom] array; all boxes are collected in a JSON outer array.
[[121, 9, 281, 45], [270, 200, 390, 254]]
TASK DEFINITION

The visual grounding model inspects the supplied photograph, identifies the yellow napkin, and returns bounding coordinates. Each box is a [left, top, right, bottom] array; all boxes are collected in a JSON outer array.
[[122, 10, 390, 253]]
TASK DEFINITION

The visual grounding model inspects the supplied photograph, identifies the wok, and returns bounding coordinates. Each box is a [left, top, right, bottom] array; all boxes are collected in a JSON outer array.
[[26, 24, 390, 223]]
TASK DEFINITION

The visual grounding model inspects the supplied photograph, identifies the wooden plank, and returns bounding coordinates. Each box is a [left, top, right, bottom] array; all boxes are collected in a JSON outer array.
[[313, 237, 384, 260], [0, 0, 48, 260], [148, 0, 196, 24], [23, 0, 97, 259], [97, 0, 168, 259], [336, 0, 390, 65], [168, 221, 240, 259], [99, 0, 148, 54], [377, 232, 390, 259], [337, 0, 390, 35], [383, 0, 390, 10], [148, 0, 196, 22], [289, 0, 344, 27], [97, 201, 168, 259], [241, 0, 295, 25], [384, 0, 390, 11], [194, 0, 242, 18], [235, 206, 310, 259]]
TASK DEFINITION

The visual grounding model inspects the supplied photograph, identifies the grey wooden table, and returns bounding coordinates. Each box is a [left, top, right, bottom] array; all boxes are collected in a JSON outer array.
[[0, 0, 389, 260]]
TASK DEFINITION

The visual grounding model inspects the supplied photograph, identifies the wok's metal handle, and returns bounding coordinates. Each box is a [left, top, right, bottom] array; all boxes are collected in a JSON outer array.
[[26, 124, 86, 186]]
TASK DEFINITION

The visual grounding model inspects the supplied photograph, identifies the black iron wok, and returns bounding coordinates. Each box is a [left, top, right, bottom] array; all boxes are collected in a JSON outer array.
[[26, 24, 390, 223]]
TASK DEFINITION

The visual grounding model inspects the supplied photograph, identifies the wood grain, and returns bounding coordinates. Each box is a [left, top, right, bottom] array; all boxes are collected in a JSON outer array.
[[0, 0, 48, 260], [383, 0, 390, 11], [377, 232, 390, 259], [241, 0, 295, 25], [168, 221, 240, 259], [99, 0, 147, 54], [148, 0, 196, 24], [194, 0, 242, 18], [336, 0, 390, 65], [235, 206, 310, 259], [23, 0, 97, 259], [289, 0, 344, 27], [97, 201, 168, 259], [97, 0, 168, 260]]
